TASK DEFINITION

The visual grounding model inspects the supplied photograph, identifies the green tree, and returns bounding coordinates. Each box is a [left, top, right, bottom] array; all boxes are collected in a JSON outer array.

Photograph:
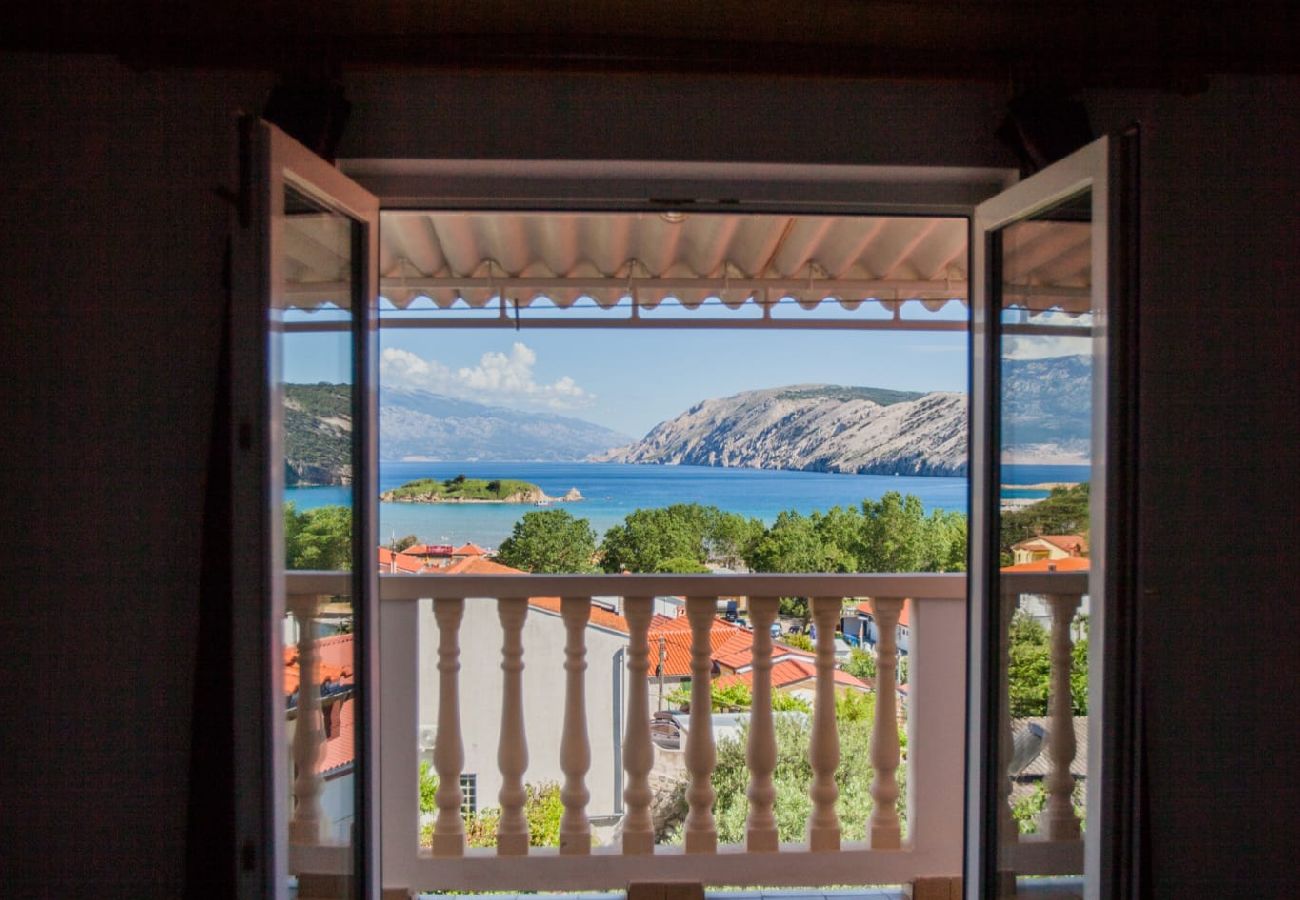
[[1008, 612, 1051, 717], [1000, 482, 1091, 559], [701, 705, 903, 844], [284, 502, 352, 570], [747, 509, 854, 573], [392, 534, 420, 552], [496, 509, 598, 573], [782, 632, 814, 652], [601, 507, 702, 572], [418, 760, 437, 815], [845, 647, 877, 681], [1071, 614, 1089, 715], [858, 492, 930, 572], [600, 503, 763, 573]]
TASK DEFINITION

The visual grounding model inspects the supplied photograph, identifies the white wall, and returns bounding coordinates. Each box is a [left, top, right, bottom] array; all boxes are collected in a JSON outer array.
[[418, 601, 629, 820]]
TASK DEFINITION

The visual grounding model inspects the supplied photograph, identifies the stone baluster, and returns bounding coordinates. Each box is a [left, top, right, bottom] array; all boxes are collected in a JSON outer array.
[[288, 593, 325, 845], [621, 596, 656, 855], [684, 596, 718, 854], [745, 596, 780, 852], [432, 597, 466, 857], [868, 597, 904, 849], [1039, 592, 1083, 840], [559, 597, 592, 855], [497, 597, 530, 855], [999, 591, 1018, 844], [809, 596, 843, 851]]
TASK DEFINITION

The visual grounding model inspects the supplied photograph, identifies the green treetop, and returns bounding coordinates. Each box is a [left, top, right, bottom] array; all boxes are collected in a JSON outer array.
[[496, 509, 598, 573]]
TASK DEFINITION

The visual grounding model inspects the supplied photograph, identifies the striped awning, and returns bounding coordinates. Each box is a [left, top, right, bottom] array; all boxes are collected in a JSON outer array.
[[283, 211, 1090, 316]]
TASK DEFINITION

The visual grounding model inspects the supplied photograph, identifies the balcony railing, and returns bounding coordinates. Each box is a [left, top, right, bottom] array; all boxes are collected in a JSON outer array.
[[284, 571, 1088, 895]]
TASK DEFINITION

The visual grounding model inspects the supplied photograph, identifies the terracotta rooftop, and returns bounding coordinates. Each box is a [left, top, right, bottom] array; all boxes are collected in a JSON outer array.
[[284, 632, 355, 697], [1001, 557, 1091, 572], [453, 542, 487, 557], [1011, 534, 1089, 555], [437, 555, 629, 633], [378, 546, 429, 574], [646, 617, 781, 677], [714, 659, 870, 692]]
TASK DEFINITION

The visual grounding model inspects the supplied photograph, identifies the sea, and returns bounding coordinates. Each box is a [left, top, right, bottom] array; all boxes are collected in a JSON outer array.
[[284, 461, 1088, 550]]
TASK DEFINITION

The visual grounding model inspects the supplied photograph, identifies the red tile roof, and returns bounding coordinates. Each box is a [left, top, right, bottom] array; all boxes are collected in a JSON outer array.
[[1000, 557, 1091, 572], [436, 556, 629, 633], [1010, 534, 1089, 555], [714, 659, 869, 692], [714, 639, 813, 671], [453, 542, 488, 557], [856, 598, 912, 629], [378, 546, 430, 574], [317, 696, 356, 776], [647, 617, 756, 677], [284, 633, 355, 697]]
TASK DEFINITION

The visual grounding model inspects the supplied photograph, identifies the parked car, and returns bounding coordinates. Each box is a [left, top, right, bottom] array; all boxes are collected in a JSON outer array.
[[769, 622, 782, 639]]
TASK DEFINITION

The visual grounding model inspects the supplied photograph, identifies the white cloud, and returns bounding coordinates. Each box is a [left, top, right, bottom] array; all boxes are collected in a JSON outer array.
[[1002, 310, 1093, 360], [381, 342, 595, 411]]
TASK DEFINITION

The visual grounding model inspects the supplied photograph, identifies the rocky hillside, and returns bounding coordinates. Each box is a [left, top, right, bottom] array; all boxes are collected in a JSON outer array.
[[595, 384, 968, 476], [283, 383, 352, 486], [595, 357, 1091, 476]]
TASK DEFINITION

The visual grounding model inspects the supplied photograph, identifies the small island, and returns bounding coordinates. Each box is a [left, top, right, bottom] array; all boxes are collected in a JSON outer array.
[[380, 474, 583, 505]]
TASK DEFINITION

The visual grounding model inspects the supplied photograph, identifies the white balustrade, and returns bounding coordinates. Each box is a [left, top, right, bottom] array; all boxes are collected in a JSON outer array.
[[745, 596, 780, 853], [559, 596, 592, 855], [288, 592, 325, 845], [684, 595, 718, 854], [621, 596, 655, 855], [868, 596, 904, 850], [1039, 592, 1082, 840], [497, 597, 530, 855], [809, 596, 842, 851], [432, 596, 466, 857], [285, 570, 1087, 893]]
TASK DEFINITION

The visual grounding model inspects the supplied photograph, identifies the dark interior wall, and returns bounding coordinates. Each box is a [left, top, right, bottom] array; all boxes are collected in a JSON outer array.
[[339, 70, 1013, 167], [0, 53, 269, 896], [1087, 79, 1300, 896]]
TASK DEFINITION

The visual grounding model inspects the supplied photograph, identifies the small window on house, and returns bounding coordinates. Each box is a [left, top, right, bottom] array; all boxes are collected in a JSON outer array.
[[459, 774, 478, 816]]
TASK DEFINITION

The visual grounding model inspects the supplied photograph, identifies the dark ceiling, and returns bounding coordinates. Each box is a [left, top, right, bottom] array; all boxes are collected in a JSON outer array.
[[5, 2, 1297, 88]]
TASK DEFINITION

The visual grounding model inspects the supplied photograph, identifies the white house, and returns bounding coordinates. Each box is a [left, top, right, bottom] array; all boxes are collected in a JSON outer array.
[[415, 557, 631, 821]]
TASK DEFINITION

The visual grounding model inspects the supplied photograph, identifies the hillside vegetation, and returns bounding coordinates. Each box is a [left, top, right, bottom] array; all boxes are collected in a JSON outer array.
[[381, 474, 543, 503], [283, 383, 352, 486]]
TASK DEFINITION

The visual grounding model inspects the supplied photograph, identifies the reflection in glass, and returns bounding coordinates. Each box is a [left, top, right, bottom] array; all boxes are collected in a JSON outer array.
[[278, 185, 360, 893], [993, 190, 1094, 893]]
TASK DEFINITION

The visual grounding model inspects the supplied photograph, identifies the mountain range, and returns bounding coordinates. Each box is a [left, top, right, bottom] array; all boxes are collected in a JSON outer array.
[[282, 384, 632, 485], [283, 355, 1089, 485], [595, 355, 1091, 476]]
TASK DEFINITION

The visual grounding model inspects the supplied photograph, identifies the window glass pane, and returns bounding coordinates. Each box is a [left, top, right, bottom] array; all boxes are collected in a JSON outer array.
[[278, 185, 360, 892], [993, 189, 1093, 889]]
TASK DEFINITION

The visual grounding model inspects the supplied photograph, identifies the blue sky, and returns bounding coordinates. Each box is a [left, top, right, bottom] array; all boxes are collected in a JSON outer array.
[[285, 309, 969, 437]]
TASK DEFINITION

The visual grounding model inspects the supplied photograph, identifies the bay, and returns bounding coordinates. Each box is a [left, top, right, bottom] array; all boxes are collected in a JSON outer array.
[[283, 461, 1087, 551]]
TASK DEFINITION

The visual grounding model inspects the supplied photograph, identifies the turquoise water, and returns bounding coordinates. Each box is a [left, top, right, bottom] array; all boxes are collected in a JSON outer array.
[[284, 461, 1086, 550]]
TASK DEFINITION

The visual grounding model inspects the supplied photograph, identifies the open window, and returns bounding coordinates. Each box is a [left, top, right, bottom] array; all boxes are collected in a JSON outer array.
[[235, 139, 1137, 899], [231, 120, 381, 899], [968, 134, 1139, 899]]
